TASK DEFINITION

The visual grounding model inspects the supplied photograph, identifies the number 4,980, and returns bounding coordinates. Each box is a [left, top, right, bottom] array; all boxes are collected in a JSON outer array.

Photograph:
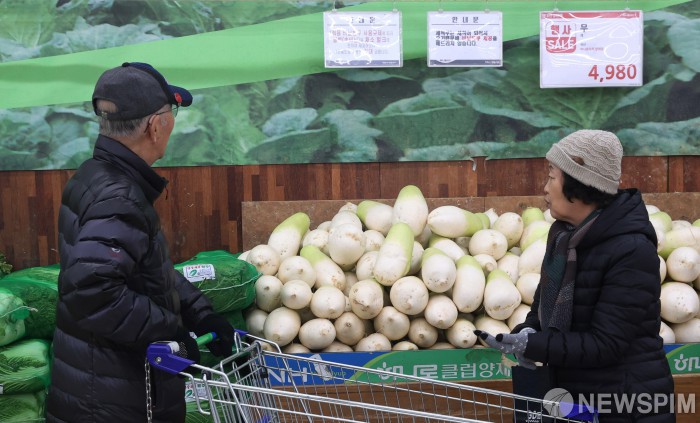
[[588, 64, 638, 81]]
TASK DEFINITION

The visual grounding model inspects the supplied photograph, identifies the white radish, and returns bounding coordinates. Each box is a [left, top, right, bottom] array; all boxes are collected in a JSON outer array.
[[429, 342, 456, 350], [246, 244, 281, 276], [518, 237, 547, 276], [267, 212, 310, 260], [349, 279, 385, 319], [392, 185, 429, 236], [339, 202, 357, 213], [474, 315, 510, 347], [427, 205, 483, 238], [280, 279, 313, 310], [649, 211, 673, 234], [429, 235, 466, 261], [329, 210, 363, 232], [255, 275, 283, 312], [516, 273, 540, 305], [666, 246, 700, 283], [357, 200, 394, 235], [670, 318, 700, 343], [334, 312, 367, 346], [408, 317, 439, 348], [658, 226, 700, 259], [484, 208, 499, 228], [497, 252, 520, 283], [521, 207, 545, 227], [659, 320, 676, 344], [421, 248, 457, 293], [342, 272, 359, 296], [374, 306, 410, 340], [483, 269, 522, 320], [659, 255, 667, 282], [493, 212, 524, 249], [244, 308, 268, 338], [543, 209, 555, 223], [446, 318, 477, 348], [519, 220, 551, 251], [277, 255, 316, 288], [355, 333, 392, 351], [363, 230, 385, 252], [393, 341, 419, 350], [507, 304, 531, 331], [263, 307, 301, 347], [300, 245, 346, 291], [323, 342, 354, 352], [327, 223, 365, 268], [408, 241, 425, 275], [298, 318, 336, 350], [473, 254, 497, 275], [660, 282, 700, 323], [355, 251, 379, 281], [424, 295, 458, 329], [373, 222, 414, 286], [389, 276, 429, 315], [283, 343, 311, 354], [452, 255, 486, 313], [302, 229, 330, 254], [469, 229, 509, 260], [310, 286, 347, 319]]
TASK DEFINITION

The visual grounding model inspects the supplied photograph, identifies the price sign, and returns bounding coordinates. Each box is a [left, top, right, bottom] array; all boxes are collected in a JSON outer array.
[[540, 10, 643, 88], [324, 11, 402, 68], [427, 11, 503, 67]]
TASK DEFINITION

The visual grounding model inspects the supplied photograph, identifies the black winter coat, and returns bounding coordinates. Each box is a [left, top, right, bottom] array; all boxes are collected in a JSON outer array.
[[514, 189, 675, 423], [47, 136, 214, 423]]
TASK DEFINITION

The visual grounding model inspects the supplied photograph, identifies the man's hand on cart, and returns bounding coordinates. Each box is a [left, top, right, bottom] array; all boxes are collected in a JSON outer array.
[[473, 329, 537, 370], [195, 313, 235, 357], [175, 326, 201, 364]]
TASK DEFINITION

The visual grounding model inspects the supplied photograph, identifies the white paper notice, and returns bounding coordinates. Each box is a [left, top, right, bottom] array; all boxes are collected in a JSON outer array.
[[324, 11, 402, 68], [540, 10, 643, 88], [428, 11, 503, 67]]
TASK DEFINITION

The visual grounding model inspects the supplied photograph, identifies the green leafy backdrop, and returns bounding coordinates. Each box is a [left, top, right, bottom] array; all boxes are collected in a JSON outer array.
[[0, 0, 698, 170]]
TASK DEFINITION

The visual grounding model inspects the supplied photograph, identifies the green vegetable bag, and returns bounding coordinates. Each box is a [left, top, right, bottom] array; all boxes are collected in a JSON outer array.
[[0, 390, 46, 422], [0, 288, 29, 347], [0, 339, 51, 395], [0, 265, 59, 340], [175, 251, 259, 314]]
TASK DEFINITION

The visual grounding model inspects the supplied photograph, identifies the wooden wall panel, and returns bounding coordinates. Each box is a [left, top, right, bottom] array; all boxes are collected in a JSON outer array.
[[1, 156, 698, 270]]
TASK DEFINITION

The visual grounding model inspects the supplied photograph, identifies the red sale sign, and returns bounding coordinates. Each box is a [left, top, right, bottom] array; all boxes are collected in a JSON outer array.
[[540, 11, 643, 88]]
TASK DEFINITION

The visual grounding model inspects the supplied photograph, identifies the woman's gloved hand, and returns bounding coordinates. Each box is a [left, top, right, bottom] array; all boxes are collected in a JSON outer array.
[[194, 314, 234, 357], [473, 328, 536, 370]]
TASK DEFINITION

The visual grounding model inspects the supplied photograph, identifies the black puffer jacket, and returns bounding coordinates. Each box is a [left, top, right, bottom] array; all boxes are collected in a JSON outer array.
[[47, 136, 214, 423], [515, 189, 675, 422]]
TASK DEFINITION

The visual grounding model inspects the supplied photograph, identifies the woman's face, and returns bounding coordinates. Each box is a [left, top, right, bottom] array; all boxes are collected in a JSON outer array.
[[544, 163, 577, 224]]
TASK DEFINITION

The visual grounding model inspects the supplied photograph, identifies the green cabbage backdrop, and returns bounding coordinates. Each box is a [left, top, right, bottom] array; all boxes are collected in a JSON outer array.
[[0, 0, 698, 170]]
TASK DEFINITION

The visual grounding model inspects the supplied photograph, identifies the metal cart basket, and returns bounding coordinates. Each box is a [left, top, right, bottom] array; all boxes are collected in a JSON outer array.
[[146, 332, 596, 423]]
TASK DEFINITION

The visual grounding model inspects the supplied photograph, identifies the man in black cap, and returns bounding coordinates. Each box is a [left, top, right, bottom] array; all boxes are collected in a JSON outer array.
[[46, 63, 235, 423]]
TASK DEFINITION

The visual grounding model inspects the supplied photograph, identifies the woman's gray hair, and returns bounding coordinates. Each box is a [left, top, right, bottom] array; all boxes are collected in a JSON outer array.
[[95, 99, 155, 137]]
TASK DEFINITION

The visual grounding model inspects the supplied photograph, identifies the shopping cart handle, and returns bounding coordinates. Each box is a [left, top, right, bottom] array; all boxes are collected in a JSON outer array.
[[146, 342, 195, 375], [195, 328, 249, 347]]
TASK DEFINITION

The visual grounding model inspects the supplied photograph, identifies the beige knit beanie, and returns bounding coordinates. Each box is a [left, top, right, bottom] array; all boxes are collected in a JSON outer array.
[[545, 130, 623, 195]]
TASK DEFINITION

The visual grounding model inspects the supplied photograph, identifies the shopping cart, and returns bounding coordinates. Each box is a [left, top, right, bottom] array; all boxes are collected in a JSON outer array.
[[146, 331, 597, 423]]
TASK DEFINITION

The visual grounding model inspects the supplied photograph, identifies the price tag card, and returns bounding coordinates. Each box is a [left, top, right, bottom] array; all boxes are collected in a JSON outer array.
[[428, 11, 503, 67], [540, 10, 643, 88], [324, 11, 402, 68]]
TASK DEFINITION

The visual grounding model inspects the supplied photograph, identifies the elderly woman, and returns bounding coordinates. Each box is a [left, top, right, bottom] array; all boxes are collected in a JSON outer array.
[[475, 130, 675, 422]]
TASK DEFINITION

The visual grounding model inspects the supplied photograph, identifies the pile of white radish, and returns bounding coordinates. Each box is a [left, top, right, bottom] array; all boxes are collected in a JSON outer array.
[[242, 187, 700, 353]]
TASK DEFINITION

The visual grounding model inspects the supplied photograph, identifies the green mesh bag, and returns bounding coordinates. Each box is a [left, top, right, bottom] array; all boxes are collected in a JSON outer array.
[[175, 251, 259, 314], [0, 339, 51, 395], [0, 265, 59, 340]]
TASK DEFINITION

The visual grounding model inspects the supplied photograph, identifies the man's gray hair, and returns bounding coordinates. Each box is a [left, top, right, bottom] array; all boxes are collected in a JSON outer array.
[[95, 99, 150, 137]]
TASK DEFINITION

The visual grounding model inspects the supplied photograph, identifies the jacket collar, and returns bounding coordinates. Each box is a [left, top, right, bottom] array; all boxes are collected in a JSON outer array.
[[93, 135, 168, 204]]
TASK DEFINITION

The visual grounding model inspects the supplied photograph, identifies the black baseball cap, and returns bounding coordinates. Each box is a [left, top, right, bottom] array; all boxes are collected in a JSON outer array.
[[92, 62, 193, 121]]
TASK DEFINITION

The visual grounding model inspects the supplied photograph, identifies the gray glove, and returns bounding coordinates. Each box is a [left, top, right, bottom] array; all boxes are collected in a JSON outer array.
[[514, 327, 537, 370], [474, 329, 535, 370]]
